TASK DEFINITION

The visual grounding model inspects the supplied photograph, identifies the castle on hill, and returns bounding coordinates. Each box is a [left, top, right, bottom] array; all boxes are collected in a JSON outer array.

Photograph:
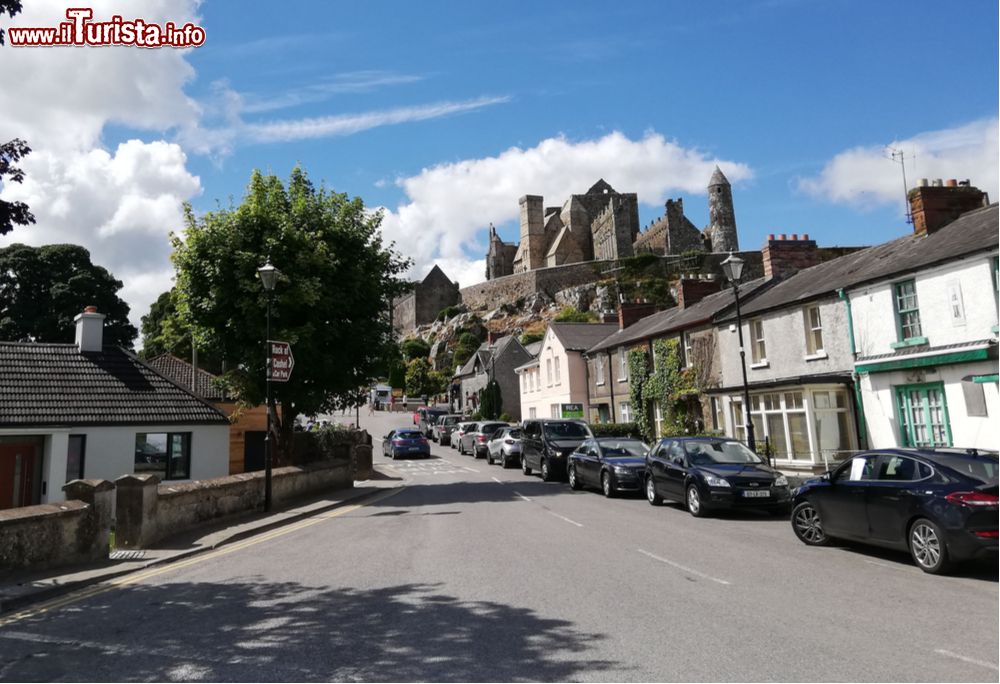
[[485, 167, 740, 280]]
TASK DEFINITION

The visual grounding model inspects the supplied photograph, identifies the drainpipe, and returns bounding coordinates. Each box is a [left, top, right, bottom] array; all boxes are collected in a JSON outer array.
[[606, 350, 617, 423], [838, 288, 868, 447]]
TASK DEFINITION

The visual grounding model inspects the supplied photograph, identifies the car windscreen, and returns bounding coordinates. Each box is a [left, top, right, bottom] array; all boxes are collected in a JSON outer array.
[[395, 431, 423, 439], [934, 454, 999, 485], [684, 439, 762, 465], [599, 440, 649, 458], [480, 423, 506, 434], [543, 422, 590, 439], [507, 429, 522, 439], [442, 416, 459, 425]]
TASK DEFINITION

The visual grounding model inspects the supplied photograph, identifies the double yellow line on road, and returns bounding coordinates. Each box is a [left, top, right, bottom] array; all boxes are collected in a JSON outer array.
[[0, 486, 405, 628]]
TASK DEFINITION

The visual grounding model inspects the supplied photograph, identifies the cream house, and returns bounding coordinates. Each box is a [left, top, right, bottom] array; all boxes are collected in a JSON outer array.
[[515, 322, 617, 421]]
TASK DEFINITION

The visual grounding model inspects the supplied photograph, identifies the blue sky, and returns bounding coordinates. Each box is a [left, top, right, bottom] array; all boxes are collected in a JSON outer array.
[[1, 0, 997, 321]]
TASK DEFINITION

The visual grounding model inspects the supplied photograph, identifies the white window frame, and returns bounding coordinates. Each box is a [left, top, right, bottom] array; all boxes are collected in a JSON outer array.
[[653, 401, 664, 438], [546, 359, 553, 386], [595, 355, 605, 385], [529, 407, 537, 419], [618, 347, 628, 381], [683, 331, 693, 368], [550, 403, 560, 418], [554, 356, 561, 385], [804, 306, 825, 358], [750, 319, 767, 366], [620, 401, 631, 423]]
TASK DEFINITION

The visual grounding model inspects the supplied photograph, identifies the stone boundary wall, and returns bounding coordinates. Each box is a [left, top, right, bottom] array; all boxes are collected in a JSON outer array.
[[0, 480, 113, 572], [116, 458, 353, 549], [460, 260, 611, 311]]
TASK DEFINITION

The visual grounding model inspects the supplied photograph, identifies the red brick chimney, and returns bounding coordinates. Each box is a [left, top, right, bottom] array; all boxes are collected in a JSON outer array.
[[908, 179, 989, 235], [618, 302, 657, 330], [762, 234, 820, 280], [676, 277, 722, 309]]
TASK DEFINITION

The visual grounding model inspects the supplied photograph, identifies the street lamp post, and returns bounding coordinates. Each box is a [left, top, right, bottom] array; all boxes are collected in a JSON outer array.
[[258, 259, 280, 512], [721, 253, 756, 452]]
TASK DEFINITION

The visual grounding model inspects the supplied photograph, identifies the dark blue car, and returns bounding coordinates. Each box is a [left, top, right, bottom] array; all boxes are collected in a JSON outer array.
[[791, 448, 998, 574], [568, 438, 650, 496], [382, 429, 430, 459]]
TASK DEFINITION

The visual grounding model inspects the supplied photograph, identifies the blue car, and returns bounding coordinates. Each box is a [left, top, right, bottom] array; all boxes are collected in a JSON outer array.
[[382, 429, 431, 459]]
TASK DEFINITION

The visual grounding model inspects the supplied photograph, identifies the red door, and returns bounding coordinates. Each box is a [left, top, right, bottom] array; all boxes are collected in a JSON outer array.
[[0, 443, 39, 510]]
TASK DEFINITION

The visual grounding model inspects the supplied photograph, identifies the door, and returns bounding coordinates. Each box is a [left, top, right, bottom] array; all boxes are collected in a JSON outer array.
[[646, 440, 670, 496], [524, 422, 542, 469], [662, 441, 689, 499], [0, 443, 40, 510], [243, 431, 266, 472], [866, 454, 927, 544], [820, 454, 877, 538], [576, 440, 600, 486]]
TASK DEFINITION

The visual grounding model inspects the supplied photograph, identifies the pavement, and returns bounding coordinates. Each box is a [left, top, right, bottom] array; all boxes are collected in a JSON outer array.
[[0, 471, 403, 616]]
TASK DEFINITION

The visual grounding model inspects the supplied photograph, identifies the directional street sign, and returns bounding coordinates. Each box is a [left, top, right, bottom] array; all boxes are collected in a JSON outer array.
[[268, 340, 294, 382]]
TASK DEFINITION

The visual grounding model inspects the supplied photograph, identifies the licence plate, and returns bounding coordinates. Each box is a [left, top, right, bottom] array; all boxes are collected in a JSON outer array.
[[409, 446, 421, 451], [743, 489, 770, 498]]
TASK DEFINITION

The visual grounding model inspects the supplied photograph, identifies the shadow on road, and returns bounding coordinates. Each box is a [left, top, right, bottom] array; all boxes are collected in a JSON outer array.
[[1, 580, 621, 682]]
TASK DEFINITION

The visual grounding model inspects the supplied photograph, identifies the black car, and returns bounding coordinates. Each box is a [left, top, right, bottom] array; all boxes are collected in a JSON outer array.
[[645, 437, 791, 516], [791, 448, 999, 574], [520, 419, 593, 482], [568, 438, 650, 497]]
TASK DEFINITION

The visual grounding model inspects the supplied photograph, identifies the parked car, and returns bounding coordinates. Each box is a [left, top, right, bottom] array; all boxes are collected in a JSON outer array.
[[791, 448, 999, 574], [645, 437, 791, 516], [461, 421, 509, 458], [418, 407, 449, 438], [432, 414, 462, 445], [486, 427, 523, 467], [381, 428, 430, 459], [452, 422, 474, 450], [568, 438, 650, 497], [520, 419, 593, 482]]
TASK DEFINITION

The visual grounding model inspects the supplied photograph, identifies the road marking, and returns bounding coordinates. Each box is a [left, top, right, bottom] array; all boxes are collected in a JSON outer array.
[[0, 487, 406, 628], [935, 649, 999, 672], [462, 467, 479, 473], [491, 476, 503, 484], [637, 548, 731, 586], [546, 510, 583, 528], [512, 491, 532, 502]]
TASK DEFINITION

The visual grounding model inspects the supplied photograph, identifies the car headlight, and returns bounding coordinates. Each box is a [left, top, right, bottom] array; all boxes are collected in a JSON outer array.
[[613, 466, 631, 476], [774, 474, 788, 487], [703, 474, 731, 488]]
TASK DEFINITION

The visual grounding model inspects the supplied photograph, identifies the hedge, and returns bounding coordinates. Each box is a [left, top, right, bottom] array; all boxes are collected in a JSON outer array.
[[589, 422, 644, 439]]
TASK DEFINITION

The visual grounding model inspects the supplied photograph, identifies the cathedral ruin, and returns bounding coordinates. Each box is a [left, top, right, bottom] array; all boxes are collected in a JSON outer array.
[[485, 167, 740, 280]]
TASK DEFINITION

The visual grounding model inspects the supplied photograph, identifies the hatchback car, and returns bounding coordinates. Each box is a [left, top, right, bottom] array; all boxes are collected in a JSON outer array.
[[381, 429, 430, 459], [520, 419, 593, 482], [418, 408, 449, 438], [486, 427, 523, 467], [461, 421, 509, 458], [451, 422, 474, 450], [568, 438, 650, 496], [791, 448, 998, 574], [431, 414, 462, 445], [645, 437, 790, 516]]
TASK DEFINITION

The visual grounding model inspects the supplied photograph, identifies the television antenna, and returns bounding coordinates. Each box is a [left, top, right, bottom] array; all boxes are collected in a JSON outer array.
[[885, 146, 914, 224]]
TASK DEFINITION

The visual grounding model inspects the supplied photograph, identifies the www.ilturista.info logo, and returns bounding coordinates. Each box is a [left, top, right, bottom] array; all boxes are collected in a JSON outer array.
[[6, 8, 206, 48]]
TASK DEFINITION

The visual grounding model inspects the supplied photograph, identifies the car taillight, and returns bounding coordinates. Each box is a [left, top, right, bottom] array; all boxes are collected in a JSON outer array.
[[504, 439, 515, 444], [945, 491, 999, 507], [392, 439, 403, 445], [973, 530, 999, 538], [420, 438, 428, 445], [477, 435, 487, 442]]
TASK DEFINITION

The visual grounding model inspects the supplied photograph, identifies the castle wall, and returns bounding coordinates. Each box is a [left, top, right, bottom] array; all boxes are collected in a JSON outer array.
[[460, 260, 611, 311]]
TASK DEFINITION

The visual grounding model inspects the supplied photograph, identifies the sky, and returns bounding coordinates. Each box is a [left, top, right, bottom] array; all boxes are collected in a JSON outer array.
[[1, 0, 997, 333]]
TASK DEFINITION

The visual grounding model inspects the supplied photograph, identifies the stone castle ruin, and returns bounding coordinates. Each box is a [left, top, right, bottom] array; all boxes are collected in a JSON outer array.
[[485, 167, 739, 280]]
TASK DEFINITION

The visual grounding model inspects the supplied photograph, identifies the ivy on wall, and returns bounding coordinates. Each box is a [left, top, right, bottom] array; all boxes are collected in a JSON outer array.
[[628, 338, 703, 442]]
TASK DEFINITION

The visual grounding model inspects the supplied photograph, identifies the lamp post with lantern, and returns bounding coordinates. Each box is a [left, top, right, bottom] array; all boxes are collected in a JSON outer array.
[[720, 252, 756, 452], [257, 259, 280, 512]]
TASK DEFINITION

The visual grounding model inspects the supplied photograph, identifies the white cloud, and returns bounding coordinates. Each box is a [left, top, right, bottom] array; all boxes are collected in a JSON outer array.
[[797, 118, 999, 210], [377, 130, 753, 286]]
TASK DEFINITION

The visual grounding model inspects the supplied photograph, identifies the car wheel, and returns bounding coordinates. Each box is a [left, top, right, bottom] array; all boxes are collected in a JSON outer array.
[[568, 464, 582, 490], [521, 456, 532, 476], [458, 441, 464, 455], [487, 451, 494, 465], [909, 518, 951, 574], [602, 471, 615, 498], [686, 483, 706, 517], [646, 476, 663, 506], [791, 501, 829, 546], [541, 458, 555, 482], [391, 449, 398, 461]]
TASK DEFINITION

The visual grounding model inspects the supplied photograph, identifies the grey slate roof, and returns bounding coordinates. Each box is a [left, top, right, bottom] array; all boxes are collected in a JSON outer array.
[[549, 322, 619, 352], [586, 278, 772, 355], [731, 204, 999, 319], [524, 341, 542, 357], [147, 354, 225, 401], [0, 343, 230, 428]]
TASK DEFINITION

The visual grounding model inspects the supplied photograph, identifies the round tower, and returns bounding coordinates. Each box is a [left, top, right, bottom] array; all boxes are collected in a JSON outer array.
[[707, 166, 739, 252]]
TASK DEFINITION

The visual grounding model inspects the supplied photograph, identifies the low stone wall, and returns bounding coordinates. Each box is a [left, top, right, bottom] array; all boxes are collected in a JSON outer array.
[[0, 480, 113, 572], [116, 458, 353, 549], [460, 261, 610, 311]]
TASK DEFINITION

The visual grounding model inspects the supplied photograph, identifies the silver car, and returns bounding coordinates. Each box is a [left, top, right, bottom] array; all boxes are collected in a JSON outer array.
[[461, 421, 509, 458], [452, 421, 475, 450], [486, 426, 522, 467]]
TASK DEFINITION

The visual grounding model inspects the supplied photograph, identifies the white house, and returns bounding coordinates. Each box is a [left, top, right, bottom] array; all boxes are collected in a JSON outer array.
[[515, 322, 617, 421], [0, 307, 230, 510], [847, 187, 998, 451]]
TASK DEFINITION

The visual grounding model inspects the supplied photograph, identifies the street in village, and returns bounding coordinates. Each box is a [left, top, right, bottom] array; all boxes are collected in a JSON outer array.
[[0, 409, 996, 682]]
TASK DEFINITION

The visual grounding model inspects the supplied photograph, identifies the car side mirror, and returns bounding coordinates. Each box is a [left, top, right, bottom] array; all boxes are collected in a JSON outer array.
[[672, 457, 684, 466]]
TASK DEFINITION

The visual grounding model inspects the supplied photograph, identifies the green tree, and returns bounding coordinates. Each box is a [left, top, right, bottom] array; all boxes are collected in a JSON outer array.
[[0, 243, 136, 346], [139, 288, 224, 371], [171, 167, 410, 461], [400, 337, 431, 361], [452, 331, 481, 366], [554, 306, 597, 323], [519, 330, 545, 345], [0, 4, 35, 236], [405, 357, 434, 397], [479, 379, 502, 420]]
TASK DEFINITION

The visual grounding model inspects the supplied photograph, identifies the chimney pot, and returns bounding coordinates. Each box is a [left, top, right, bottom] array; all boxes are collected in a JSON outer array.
[[84, 305, 98, 313], [918, 178, 928, 187], [767, 233, 775, 241], [945, 179, 958, 187], [933, 178, 943, 187], [791, 233, 799, 241], [802, 233, 810, 240], [778, 233, 787, 240]]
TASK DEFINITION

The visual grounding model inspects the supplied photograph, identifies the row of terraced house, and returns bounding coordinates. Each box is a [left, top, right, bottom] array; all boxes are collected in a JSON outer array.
[[513, 180, 998, 472]]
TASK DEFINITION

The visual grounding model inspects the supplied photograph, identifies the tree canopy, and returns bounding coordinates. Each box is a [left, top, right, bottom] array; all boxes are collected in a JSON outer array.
[[171, 167, 410, 459], [0, 243, 136, 346], [0, 4, 35, 236]]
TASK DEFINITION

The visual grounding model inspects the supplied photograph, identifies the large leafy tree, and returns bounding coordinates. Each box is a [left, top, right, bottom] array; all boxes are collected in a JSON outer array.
[[172, 167, 410, 460], [0, 244, 137, 346], [139, 288, 223, 372]]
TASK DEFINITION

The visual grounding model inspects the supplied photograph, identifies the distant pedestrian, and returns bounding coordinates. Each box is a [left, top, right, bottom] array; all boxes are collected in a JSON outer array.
[[368, 401, 374, 416]]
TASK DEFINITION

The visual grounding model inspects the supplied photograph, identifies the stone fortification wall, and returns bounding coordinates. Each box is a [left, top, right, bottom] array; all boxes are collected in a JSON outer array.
[[460, 260, 610, 311]]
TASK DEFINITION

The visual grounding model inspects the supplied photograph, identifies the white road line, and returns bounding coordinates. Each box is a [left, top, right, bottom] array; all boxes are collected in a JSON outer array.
[[491, 477, 503, 484], [462, 467, 480, 473], [637, 548, 731, 586], [512, 491, 532, 502], [934, 649, 999, 672], [547, 510, 583, 528]]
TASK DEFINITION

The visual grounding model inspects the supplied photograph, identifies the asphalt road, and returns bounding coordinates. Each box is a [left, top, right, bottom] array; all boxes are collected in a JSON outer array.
[[1, 409, 996, 682]]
